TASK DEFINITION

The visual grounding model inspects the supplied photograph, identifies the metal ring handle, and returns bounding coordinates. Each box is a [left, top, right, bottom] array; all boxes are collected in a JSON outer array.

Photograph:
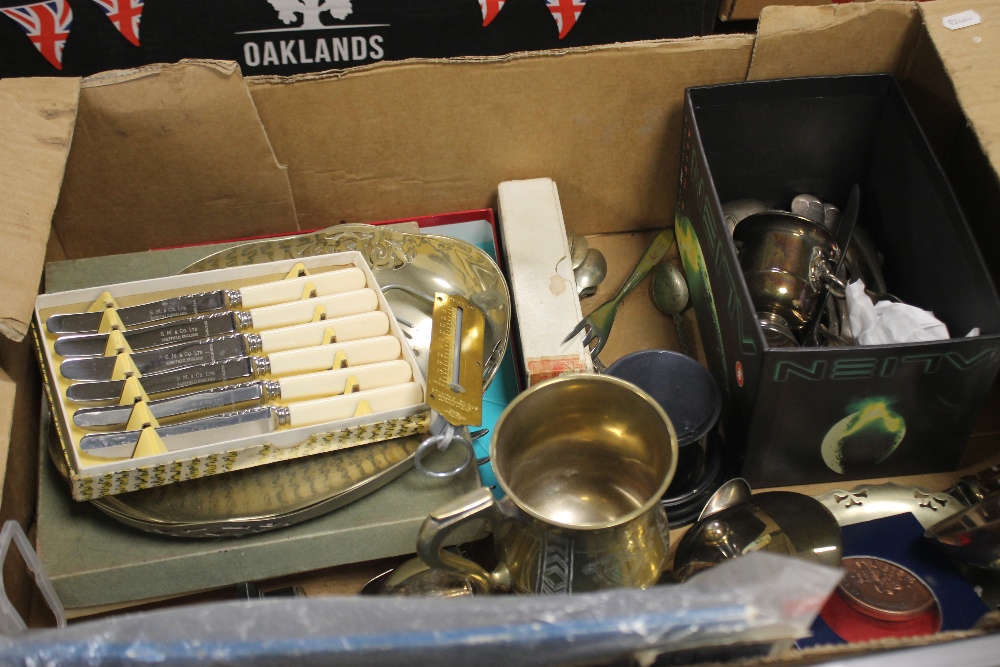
[[414, 432, 475, 478]]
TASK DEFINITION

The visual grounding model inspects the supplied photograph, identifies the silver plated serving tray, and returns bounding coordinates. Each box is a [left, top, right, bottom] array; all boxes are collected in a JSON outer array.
[[45, 414, 426, 538], [55, 225, 511, 537], [815, 482, 962, 530], [182, 224, 510, 387]]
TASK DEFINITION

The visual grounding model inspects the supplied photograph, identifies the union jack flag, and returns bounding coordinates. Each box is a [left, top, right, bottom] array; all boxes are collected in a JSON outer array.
[[479, 0, 505, 27], [545, 0, 587, 39], [90, 0, 144, 47], [1, 0, 73, 70]]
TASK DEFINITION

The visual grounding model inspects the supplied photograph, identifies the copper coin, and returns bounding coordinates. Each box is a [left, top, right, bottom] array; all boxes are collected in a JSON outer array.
[[836, 556, 937, 622]]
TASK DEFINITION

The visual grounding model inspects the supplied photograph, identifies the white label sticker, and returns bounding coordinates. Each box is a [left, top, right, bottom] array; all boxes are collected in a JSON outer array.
[[741, 533, 772, 555], [943, 10, 981, 30]]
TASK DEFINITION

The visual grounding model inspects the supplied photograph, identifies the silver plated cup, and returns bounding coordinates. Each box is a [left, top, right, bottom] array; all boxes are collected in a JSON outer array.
[[733, 212, 843, 339]]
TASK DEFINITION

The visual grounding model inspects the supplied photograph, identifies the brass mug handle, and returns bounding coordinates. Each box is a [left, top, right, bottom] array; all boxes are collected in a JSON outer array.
[[416, 486, 506, 594]]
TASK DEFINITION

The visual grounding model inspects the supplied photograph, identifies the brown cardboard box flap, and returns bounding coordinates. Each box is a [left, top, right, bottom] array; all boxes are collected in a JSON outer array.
[[921, 0, 1000, 185], [246, 38, 755, 237], [52, 60, 298, 260], [719, 0, 830, 23], [0, 77, 79, 342], [750, 2, 922, 81], [0, 367, 16, 515]]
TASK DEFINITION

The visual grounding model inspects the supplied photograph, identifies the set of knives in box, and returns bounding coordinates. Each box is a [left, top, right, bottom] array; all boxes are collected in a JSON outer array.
[[34, 253, 428, 498]]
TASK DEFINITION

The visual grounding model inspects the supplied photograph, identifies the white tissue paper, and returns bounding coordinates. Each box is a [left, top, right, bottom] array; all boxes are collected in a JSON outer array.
[[846, 280, 949, 345]]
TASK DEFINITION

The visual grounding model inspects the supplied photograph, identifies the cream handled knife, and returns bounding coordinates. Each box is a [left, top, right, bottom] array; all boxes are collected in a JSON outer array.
[[72, 359, 414, 429], [46, 267, 367, 334], [53, 288, 379, 358], [65, 335, 403, 403], [59, 311, 391, 381], [78, 382, 426, 459]]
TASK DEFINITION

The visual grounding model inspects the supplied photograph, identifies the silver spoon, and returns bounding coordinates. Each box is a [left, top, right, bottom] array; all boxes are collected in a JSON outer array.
[[791, 193, 825, 225], [823, 203, 841, 231], [651, 261, 691, 356], [574, 248, 607, 298], [721, 199, 768, 236], [360, 556, 475, 597], [568, 233, 589, 270], [698, 477, 753, 521]]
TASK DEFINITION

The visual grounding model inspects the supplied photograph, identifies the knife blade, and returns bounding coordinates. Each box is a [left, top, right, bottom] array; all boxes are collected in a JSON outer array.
[[78, 382, 425, 459], [55, 312, 239, 359], [59, 311, 390, 381], [46, 267, 367, 334], [53, 288, 379, 358], [72, 359, 414, 429], [61, 334, 248, 382], [65, 335, 404, 403]]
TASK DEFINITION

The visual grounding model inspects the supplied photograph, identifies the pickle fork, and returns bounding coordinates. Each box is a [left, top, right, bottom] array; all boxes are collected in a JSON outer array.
[[562, 228, 676, 362]]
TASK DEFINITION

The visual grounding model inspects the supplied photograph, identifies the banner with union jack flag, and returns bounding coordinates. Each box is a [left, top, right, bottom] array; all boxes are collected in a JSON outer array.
[[478, 0, 505, 27], [90, 0, 144, 47], [545, 0, 587, 39], [0, 0, 706, 78], [1, 0, 73, 70]]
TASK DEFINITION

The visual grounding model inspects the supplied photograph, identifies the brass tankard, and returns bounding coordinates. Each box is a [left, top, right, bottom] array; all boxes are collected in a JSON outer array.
[[417, 374, 678, 594]]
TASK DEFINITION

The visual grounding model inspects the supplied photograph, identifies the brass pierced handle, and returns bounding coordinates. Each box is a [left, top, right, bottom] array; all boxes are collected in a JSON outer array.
[[416, 487, 506, 594]]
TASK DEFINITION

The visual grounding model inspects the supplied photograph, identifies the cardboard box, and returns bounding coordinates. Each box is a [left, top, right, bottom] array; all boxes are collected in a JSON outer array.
[[717, 0, 896, 24], [676, 73, 1000, 488], [718, 0, 830, 23], [0, 0, 999, 657], [0, 0, 719, 78]]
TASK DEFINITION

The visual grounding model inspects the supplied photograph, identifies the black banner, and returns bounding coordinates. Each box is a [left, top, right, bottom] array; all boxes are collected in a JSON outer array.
[[0, 0, 717, 78]]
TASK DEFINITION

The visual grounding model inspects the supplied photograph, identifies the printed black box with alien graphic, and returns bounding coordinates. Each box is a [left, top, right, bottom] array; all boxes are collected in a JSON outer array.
[[675, 74, 1000, 487]]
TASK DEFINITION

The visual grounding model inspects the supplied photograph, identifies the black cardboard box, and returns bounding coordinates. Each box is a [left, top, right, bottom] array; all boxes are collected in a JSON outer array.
[[676, 74, 1000, 487], [0, 0, 719, 78]]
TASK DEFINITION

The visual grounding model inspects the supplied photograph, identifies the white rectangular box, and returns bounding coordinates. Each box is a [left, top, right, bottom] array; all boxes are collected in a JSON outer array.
[[498, 178, 594, 385]]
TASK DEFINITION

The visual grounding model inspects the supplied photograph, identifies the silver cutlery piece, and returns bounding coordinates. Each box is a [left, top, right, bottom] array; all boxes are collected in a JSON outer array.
[[721, 199, 769, 236], [790, 193, 826, 225], [79, 382, 425, 459], [53, 288, 378, 358], [568, 233, 589, 270], [651, 261, 691, 356], [573, 248, 607, 298], [73, 359, 414, 429], [562, 228, 676, 361], [59, 311, 389, 381], [46, 267, 366, 334], [65, 335, 402, 403]]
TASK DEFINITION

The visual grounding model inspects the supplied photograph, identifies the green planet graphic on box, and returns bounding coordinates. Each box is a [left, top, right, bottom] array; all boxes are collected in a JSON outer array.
[[675, 213, 728, 395], [821, 399, 906, 475]]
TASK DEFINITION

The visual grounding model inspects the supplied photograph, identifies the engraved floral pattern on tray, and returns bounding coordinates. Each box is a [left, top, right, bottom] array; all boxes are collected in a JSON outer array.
[[183, 224, 510, 387]]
